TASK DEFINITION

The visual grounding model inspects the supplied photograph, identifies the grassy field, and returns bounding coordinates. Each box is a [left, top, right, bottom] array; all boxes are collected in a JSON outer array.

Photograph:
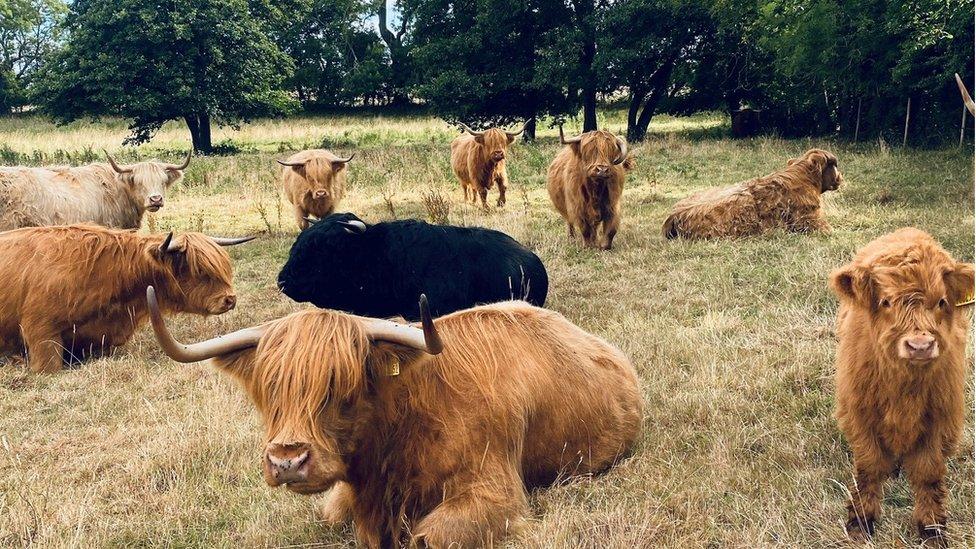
[[0, 111, 972, 548]]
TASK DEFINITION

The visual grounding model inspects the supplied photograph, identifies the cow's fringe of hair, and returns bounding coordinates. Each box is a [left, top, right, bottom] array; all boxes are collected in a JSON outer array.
[[243, 309, 371, 448]]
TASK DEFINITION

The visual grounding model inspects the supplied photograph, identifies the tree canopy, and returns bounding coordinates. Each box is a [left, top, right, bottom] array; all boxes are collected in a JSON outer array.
[[33, 0, 296, 152]]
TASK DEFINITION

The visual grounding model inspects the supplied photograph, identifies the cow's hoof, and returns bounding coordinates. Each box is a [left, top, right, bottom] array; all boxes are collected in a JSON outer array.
[[845, 517, 875, 542]]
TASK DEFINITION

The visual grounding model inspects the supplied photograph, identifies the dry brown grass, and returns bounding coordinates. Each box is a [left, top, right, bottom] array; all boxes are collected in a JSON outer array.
[[0, 112, 972, 548]]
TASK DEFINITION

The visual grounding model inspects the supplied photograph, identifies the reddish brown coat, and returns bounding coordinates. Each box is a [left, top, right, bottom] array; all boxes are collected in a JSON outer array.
[[279, 149, 352, 230], [546, 130, 632, 249], [196, 301, 643, 547], [663, 148, 843, 239], [0, 225, 239, 373], [831, 228, 973, 543], [450, 128, 517, 209]]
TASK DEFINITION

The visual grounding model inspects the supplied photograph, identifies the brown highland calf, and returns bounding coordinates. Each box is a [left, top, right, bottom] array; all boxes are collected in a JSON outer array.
[[662, 148, 843, 239], [0, 224, 251, 373], [278, 149, 354, 230], [831, 228, 973, 545], [547, 126, 631, 249], [147, 291, 643, 547], [450, 123, 525, 209]]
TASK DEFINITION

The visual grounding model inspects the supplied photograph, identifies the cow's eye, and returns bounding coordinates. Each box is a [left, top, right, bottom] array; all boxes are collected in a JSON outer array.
[[880, 298, 891, 308], [938, 298, 949, 310]]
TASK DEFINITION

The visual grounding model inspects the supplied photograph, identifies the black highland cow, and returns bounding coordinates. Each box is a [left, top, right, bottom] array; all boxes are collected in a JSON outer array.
[[277, 213, 549, 320]]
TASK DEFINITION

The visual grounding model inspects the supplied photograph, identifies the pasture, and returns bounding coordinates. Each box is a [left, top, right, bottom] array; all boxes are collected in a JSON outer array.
[[0, 112, 972, 547]]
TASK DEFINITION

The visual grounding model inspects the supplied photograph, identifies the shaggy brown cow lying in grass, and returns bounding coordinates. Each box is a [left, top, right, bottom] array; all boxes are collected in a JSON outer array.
[[831, 228, 973, 545], [662, 148, 843, 239], [0, 224, 251, 373], [278, 149, 354, 230], [547, 126, 632, 250], [147, 290, 642, 547], [450, 123, 525, 209]]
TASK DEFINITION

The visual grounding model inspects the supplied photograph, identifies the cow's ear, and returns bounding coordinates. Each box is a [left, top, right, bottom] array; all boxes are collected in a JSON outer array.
[[831, 264, 874, 306], [365, 344, 425, 380], [945, 262, 975, 306], [787, 158, 799, 166]]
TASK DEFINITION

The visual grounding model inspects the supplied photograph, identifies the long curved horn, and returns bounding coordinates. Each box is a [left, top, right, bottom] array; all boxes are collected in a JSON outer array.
[[147, 286, 267, 362], [333, 153, 355, 164], [364, 294, 443, 354], [165, 151, 192, 171], [459, 123, 486, 137], [277, 159, 307, 168], [336, 220, 367, 234], [505, 122, 528, 139], [955, 73, 975, 116], [612, 135, 629, 166], [559, 124, 583, 145], [104, 150, 133, 174], [210, 235, 256, 246]]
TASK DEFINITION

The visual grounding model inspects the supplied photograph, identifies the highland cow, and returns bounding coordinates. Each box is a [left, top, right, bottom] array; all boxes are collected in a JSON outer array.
[[450, 123, 525, 209], [0, 224, 251, 373], [147, 288, 643, 547], [831, 228, 974, 545], [662, 148, 843, 239], [278, 149, 354, 230], [276, 213, 548, 320], [0, 151, 190, 230], [547, 126, 631, 249]]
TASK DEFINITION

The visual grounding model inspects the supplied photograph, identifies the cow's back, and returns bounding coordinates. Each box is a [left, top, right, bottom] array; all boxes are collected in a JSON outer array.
[[0, 165, 134, 229], [427, 302, 642, 487], [664, 183, 760, 239], [377, 222, 548, 317]]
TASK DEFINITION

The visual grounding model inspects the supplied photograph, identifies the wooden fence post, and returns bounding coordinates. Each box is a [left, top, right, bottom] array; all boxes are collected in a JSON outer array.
[[902, 98, 911, 148]]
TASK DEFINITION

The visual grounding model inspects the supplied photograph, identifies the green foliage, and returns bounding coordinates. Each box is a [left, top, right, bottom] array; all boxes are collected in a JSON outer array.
[[32, 0, 297, 150], [407, 0, 577, 130], [0, 0, 67, 112]]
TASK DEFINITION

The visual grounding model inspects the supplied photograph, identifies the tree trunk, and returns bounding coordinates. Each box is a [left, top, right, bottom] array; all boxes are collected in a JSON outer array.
[[574, 0, 598, 132], [185, 113, 213, 154], [626, 59, 676, 142], [377, 0, 410, 106], [523, 116, 537, 142]]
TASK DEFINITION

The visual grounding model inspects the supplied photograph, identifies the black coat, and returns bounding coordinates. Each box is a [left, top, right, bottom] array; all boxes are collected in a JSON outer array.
[[277, 213, 549, 320]]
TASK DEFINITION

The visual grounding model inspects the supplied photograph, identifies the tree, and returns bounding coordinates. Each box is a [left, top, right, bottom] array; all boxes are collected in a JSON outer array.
[[598, 0, 712, 141], [34, 0, 296, 153], [375, 0, 412, 105], [407, 0, 576, 140], [0, 0, 67, 112]]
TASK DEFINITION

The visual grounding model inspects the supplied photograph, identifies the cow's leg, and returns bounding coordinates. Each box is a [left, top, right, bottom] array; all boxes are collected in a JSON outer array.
[[316, 481, 355, 526], [496, 176, 507, 207], [904, 446, 949, 546], [567, 223, 576, 238], [601, 213, 620, 250], [462, 184, 469, 202], [478, 187, 489, 210], [21, 319, 64, 374], [845, 438, 894, 541], [579, 221, 597, 248], [412, 472, 528, 547], [293, 205, 309, 231]]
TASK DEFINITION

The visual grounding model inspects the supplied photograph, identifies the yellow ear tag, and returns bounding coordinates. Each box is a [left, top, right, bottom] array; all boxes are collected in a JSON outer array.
[[957, 291, 975, 307], [386, 357, 401, 377]]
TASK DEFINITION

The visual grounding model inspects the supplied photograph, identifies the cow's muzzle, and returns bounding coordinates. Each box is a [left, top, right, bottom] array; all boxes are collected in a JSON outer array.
[[147, 195, 164, 211], [313, 190, 328, 199], [899, 334, 939, 362], [265, 442, 311, 487]]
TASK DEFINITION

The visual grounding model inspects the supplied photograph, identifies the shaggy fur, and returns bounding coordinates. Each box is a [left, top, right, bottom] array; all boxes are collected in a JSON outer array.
[[547, 130, 632, 249], [0, 225, 238, 373], [277, 213, 548, 320], [831, 228, 973, 545], [206, 301, 643, 547], [662, 148, 843, 239], [280, 149, 350, 230], [450, 128, 516, 209], [0, 160, 185, 230]]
